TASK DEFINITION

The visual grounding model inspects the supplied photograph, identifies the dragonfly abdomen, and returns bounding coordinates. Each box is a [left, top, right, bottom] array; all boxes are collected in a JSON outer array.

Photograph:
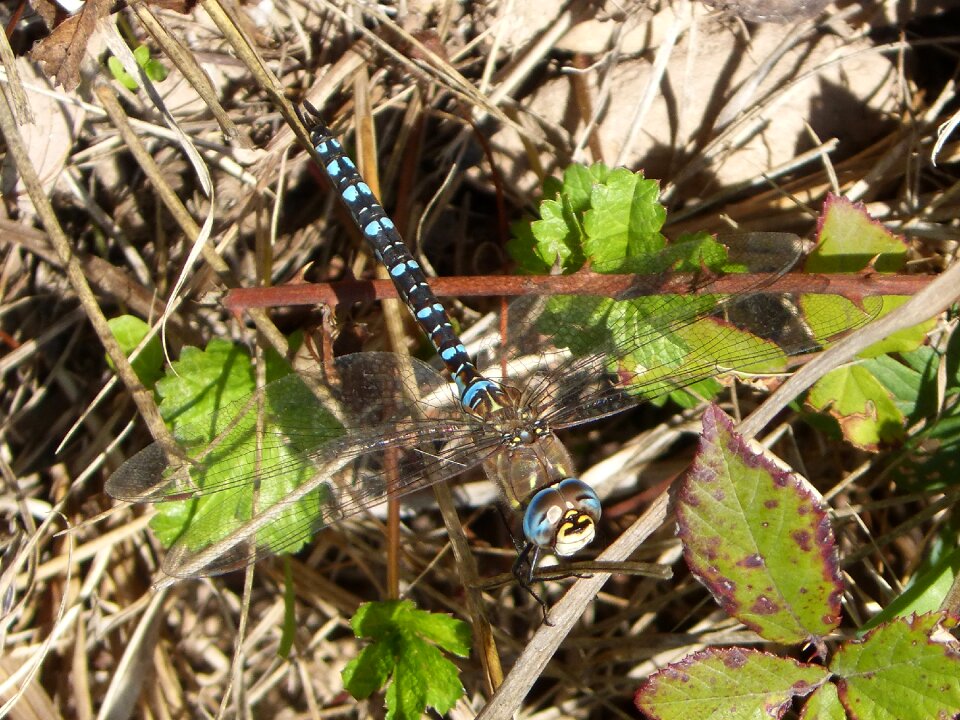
[[308, 123, 482, 397]]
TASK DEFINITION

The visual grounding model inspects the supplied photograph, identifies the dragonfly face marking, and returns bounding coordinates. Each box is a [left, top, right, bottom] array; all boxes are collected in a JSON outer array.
[[523, 478, 601, 556]]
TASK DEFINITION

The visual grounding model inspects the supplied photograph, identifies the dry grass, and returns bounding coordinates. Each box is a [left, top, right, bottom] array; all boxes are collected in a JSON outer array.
[[2, 1, 960, 718]]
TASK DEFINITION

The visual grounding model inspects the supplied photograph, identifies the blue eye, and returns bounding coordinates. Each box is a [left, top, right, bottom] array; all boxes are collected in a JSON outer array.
[[523, 479, 601, 556]]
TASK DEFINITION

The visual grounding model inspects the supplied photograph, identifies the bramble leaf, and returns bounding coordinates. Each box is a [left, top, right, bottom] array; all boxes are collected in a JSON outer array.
[[803, 195, 932, 448], [831, 613, 960, 720], [799, 682, 845, 720], [806, 364, 905, 451], [635, 647, 828, 720], [677, 406, 842, 645], [508, 168, 903, 414], [806, 194, 906, 273]]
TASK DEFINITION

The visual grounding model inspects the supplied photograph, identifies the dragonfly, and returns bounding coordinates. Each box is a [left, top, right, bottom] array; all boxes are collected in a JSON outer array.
[[106, 107, 882, 584]]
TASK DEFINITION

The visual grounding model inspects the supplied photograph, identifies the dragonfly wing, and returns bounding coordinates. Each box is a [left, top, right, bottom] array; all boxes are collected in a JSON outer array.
[[158, 417, 489, 578], [487, 234, 885, 428], [107, 352, 498, 578]]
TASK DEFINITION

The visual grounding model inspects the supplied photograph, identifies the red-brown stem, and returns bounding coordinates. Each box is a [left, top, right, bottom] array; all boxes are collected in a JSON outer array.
[[224, 272, 931, 312]]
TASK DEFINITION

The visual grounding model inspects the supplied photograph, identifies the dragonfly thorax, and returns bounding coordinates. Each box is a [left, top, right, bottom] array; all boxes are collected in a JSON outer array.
[[460, 377, 548, 446]]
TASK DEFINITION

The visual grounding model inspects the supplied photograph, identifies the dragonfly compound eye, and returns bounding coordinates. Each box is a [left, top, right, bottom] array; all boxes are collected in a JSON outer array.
[[523, 478, 602, 556]]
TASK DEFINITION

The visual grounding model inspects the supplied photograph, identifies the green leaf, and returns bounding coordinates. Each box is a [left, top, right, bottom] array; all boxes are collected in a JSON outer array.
[[806, 363, 905, 451], [581, 167, 665, 268], [133, 44, 150, 66], [342, 600, 470, 720], [798, 198, 936, 448], [806, 194, 907, 273], [507, 162, 666, 274], [107, 55, 139, 91], [154, 339, 261, 428], [144, 58, 169, 82], [677, 406, 843, 645], [106, 315, 163, 389], [859, 547, 960, 633], [860, 349, 939, 422], [343, 639, 394, 699], [667, 231, 737, 272], [830, 613, 960, 720], [562, 163, 606, 213], [799, 682, 846, 720], [512, 193, 586, 272], [148, 338, 340, 554], [149, 339, 262, 546], [804, 295, 930, 362], [635, 647, 828, 720]]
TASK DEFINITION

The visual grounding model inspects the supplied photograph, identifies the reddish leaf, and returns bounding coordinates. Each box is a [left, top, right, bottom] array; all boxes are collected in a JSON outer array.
[[677, 406, 842, 646], [636, 647, 828, 720]]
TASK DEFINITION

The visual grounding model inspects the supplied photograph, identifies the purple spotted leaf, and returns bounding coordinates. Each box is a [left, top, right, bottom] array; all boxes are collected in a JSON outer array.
[[635, 647, 828, 720], [676, 405, 842, 646]]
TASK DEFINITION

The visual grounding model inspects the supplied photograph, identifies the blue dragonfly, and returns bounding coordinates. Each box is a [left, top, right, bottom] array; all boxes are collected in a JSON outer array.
[[106, 107, 882, 583]]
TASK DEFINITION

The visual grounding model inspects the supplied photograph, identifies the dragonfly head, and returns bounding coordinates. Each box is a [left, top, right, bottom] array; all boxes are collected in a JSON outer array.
[[522, 478, 601, 557]]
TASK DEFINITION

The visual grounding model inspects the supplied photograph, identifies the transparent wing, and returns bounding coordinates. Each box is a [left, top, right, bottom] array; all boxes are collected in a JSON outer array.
[[475, 234, 886, 428], [106, 353, 500, 578]]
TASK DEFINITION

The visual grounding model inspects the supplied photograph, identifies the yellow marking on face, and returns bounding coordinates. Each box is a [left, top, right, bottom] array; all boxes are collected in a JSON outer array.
[[553, 510, 596, 556]]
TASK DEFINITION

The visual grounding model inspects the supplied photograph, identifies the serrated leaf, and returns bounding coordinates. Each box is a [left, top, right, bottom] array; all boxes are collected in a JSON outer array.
[[155, 339, 260, 428], [801, 295, 924, 361], [799, 682, 845, 720], [559, 163, 600, 213], [677, 406, 842, 645], [668, 231, 736, 272], [808, 194, 907, 273], [388, 631, 464, 719], [806, 364, 905, 451], [148, 338, 337, 553], [404, 609, 473, 656], [508, 167, 907, 424], [507, 162, 666, 274], [831, 613, 960, 720], [517, 195, 586, 272], [342, 601, 470, 720], [350, 600, 471, 657], [343, 639, 394, 699], [107, 315, 163, 389], [635, 647, 828, 720], [799, 198, 932, 449], [581, 167, 665, 267]]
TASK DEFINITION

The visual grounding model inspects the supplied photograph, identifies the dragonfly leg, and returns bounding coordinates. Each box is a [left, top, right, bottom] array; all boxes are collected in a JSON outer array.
[[512, 543, 555, 624]]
